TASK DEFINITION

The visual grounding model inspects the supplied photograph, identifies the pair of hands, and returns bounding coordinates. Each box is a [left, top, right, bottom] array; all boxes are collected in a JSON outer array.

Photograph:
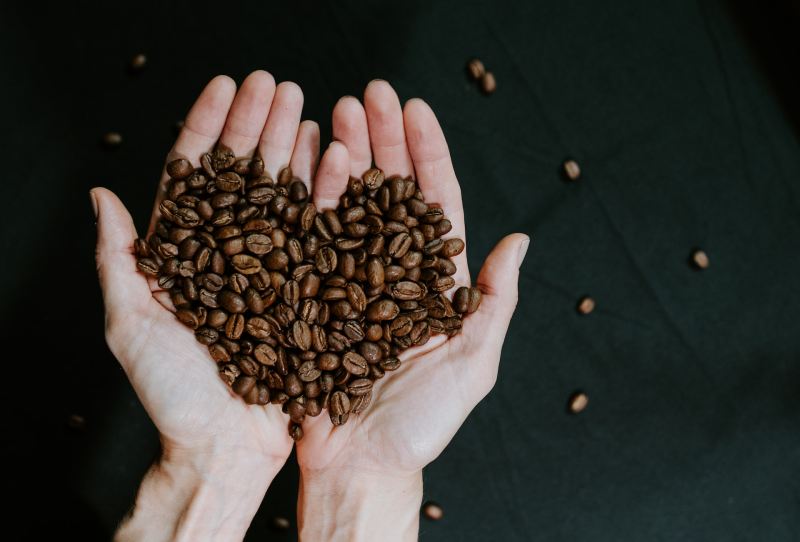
[[94, 70, 528, 541]]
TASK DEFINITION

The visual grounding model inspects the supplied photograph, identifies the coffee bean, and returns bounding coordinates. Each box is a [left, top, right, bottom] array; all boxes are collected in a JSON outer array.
[[363, 168, 385, 190], [218, 291, 247, 313], [289, 423, 303, 441], [287, 398, 306, 423], [577, 296, 595, 315], [467, 58, 485, 80], [379, 356, 401, 371], [453, 286, 482, 314], [298, 361, 321, 382], [691, 249, 709, 270], [291, 320, 312, 351], [422, 501, 444, 521], [480, 71, 496, 94], [348, 378, 373, 396], [245, 233, 273, 255], [366, 299, 400, 322], [232, 375, 256, 396], [366, 257, 385, 288], [342, 351, 369, 376], [329, 391, 351, 426], [441, 238, 465, 258], [254, 343, 278, 365], [103, 131, 122, 148], [569, 391, 589, 414]]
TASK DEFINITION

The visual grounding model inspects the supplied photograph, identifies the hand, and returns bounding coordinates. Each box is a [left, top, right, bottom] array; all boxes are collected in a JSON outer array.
[[296, 80, 529, 541], [92, 71, 319, 541]]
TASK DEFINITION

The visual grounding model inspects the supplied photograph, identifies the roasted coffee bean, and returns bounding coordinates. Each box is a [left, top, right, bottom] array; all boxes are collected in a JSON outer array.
[[167, 158, 193, 179], [311, 324, 327, 352], [237, 355, 259, 376], [291, 320, 312, 351], [313, 245, 336, 274], [422, 501, 444, 521], [298, 361, 321, 382], [348, 378, 373, 396], [218, 290, 247, 313], [254, 343, 278, 365], [176, 309, 200, 329], [441, 238, 465, 257], [453, 286, 482, 314], [230, 254, 261, 274], [329, 391, 351, 426], [284, 373, 303, 397], [480, 71, 496, 94], [366, 299, 400, 322], [232, 375, 256, 396], [361, 167, 383, 190], [194, 327, 219, 346], [299, 273, 321, 299], [342, 352, 369, 376], [358, 341, 382, 364], [287, 398, 306, 423], [225, 314, 245, 339], [318, 352, 340, 371], [366, 257, 384, 288], [215, 171, 243, 192], [379, 356, 401, 371]]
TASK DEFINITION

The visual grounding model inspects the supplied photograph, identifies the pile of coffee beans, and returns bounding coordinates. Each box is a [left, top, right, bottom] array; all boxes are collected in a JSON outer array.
[[134, 143, 481, 439]]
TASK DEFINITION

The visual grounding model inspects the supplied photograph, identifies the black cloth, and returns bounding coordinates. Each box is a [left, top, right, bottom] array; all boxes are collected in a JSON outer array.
[[1, 0, 799, 540]]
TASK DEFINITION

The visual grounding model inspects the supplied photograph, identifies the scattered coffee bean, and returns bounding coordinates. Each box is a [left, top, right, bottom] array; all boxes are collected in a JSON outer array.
[[67, 414, 86, 430], [136, 155, 475, 440], [691, 249, 709, 270], [129, 53, 147, 71], [422, 501, 444, 521], [568, 391, 589, 414], [480, 72, 496, 94], [270, 516, 291, 531], [577, 296, 595, 315], [102, 132, 122, 148], [563, 159, 581, 181], [467, 58, 485, 80]]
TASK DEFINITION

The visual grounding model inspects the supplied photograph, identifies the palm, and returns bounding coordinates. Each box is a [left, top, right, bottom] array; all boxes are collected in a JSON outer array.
[[96, 71, 321, 463], [297, 81, 520, 475]]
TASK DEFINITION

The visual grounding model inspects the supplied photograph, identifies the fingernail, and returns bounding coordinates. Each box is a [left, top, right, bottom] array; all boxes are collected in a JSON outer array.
[[89, 189, 99, 219], [517, 236, 530, 267], [368, 78, 386, 85]]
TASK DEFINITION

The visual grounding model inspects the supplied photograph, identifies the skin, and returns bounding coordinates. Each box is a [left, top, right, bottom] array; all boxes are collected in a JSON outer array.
[[92, 71, 528, 542]]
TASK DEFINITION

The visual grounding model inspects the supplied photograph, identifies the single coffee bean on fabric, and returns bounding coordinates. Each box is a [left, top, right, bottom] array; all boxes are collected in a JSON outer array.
[[135, 153, 478, 440], [422, 501, 444, 521]]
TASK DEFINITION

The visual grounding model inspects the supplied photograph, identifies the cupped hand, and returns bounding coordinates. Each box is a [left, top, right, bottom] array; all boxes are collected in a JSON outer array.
[[93, 71, 320, 469], [297, 80, 529, 478]]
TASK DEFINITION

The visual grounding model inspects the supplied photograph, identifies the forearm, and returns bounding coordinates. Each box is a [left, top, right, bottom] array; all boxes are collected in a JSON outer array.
[[297, 468, 423, 542], [115, 447, 282, 542]]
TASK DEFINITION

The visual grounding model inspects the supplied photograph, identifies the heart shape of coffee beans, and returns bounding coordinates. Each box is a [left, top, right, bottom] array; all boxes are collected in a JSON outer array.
[[135, 143, 481, 440]]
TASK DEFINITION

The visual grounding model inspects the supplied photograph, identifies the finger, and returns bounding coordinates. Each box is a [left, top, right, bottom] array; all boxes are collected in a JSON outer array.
[[363, 80, 413, 177], [258, 81, 304, 178], [332, 96, 372, 177], [461, 234, 529, 361], [289, 120, 320, 189], [312, 141, 350, 210], [92, 188, 152, 316], [403, 98, 470, 287], [149, 75, 236, 234], [218, 70, 276, 156]]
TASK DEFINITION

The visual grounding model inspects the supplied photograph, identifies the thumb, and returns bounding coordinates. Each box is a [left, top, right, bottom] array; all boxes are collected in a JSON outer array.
[[462, 233, 529, 354], [92, 187, 151, 317]]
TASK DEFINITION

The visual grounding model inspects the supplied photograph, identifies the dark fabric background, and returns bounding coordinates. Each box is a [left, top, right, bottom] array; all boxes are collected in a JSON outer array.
[[1, 0, 799, 540]]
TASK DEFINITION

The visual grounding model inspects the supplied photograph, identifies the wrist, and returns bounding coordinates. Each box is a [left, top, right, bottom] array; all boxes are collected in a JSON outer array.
[[298, 467, 423, 542], [116, 444, 283, 542]]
